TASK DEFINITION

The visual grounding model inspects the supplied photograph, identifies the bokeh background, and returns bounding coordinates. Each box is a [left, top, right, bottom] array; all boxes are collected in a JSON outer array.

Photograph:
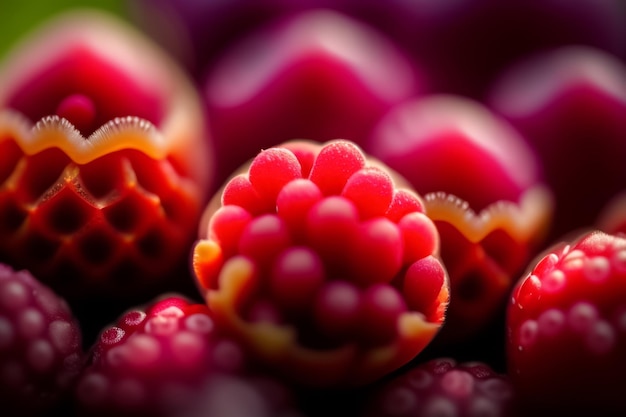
[[0, 1, 126, 58]]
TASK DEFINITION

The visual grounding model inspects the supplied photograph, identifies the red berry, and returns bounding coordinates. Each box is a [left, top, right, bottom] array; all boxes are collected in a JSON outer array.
[[341, 167, 394, 220], [309, 140, 366, 196], [304, 195, 360, 272], [276, 178, 323, 239], [193, 139, 449, 386], [248, 148, 303, 201], [0, 11, 213, 306], [507, 230, 626, 415], [403, 256, 447, 320], [363, 357, 515, 417], [0, 263, 83, 417], [208, 205, 252, 259], [74, 294, 245, 417], [349, 217, 403, 286], [238, 214, 292, 269]]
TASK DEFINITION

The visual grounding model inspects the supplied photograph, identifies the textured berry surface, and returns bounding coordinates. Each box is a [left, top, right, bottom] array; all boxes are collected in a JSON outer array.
[[0, 129, 202, 301], [0, 263, 83, 417], [363, 357, 515, 417], [507, 230, 626, 416], [193, 139, 449, 386], [0, 11, 212, 310], [74, 294, 247, 417]]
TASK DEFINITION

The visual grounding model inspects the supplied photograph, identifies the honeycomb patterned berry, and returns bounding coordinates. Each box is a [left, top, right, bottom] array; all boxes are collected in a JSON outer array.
[[0, 263, 83, 417], [0, 11, 213, 301], [192, 139, 449, 387]]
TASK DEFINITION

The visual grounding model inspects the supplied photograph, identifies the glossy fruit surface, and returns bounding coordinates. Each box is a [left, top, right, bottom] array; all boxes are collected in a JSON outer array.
[[507, 230, 626, 416], [75, 294, 246, 417]]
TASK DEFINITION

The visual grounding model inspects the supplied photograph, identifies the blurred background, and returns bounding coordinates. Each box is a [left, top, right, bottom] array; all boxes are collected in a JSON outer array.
[[0, 0, 126, 58]]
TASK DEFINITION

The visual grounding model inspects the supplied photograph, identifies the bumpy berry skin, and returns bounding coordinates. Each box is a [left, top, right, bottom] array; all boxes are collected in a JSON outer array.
[[507, 230, 626, 416], [202, 10, 422, 186], [0, 11, 213, 304], [488, 46, 626, 242], [363, 357, 515, 417], [0, 263, 83, 417], [193, 139, 449, 387], [74, 294, 247, 417], [367, 95, 553, 344]]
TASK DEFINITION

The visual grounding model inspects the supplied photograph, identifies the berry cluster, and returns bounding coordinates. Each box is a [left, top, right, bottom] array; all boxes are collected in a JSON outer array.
[[0, 2, 625, 417], [193, 140, 448, 386]]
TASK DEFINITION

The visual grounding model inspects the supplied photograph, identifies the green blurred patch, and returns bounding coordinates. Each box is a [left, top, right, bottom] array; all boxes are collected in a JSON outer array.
[[0, 0, 127, 59]]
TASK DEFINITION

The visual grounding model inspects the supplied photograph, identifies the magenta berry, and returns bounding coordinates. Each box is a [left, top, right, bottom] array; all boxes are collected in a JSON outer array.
[[0, 263, 83, 417], [193, 139, 449, 386]]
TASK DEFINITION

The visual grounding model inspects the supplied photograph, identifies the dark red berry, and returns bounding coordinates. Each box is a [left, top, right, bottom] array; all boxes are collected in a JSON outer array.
[[0, 263, 83, 417]]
